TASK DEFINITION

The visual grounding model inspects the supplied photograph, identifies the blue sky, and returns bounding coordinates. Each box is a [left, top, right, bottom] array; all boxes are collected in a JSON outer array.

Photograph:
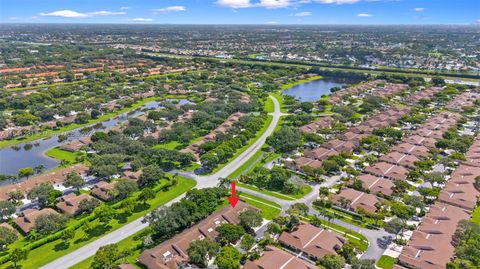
[[1, 0, 479, 24]]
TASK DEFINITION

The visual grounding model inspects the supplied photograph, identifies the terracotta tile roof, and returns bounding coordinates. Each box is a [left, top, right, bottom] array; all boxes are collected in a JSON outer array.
[[244, 246, 316, 269], [438, 165, 480, 211], [91, 181, 116, 201], [278, 222, 346, 260], [398, 202, 470, 269], [299, 117, 334, 134], [391, 143, 430, 158], [365, 162, 408, 181], [14, 208, 58, 233], [332, 188, 380, 214], [139, 202, 255, 269], [56, 193, 98, 216], [322, 139, 355, 153], [357, 174, 394, 196], [0, 164, 89, 200], [304, 147, 338, 161], [379, 151, 419, 169], [403, 135, 437, 149], [464, 136, 480, 167], [59, 136, 92, 152]]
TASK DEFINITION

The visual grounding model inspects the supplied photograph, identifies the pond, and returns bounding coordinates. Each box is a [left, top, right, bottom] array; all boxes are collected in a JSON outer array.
[[283, 77, 357, 102], [0, 101, 162, 181]]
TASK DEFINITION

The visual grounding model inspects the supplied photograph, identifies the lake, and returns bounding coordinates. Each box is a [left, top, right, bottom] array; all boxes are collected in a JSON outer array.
[[283, 77, 354, 102], [0, 100, 163, 180]]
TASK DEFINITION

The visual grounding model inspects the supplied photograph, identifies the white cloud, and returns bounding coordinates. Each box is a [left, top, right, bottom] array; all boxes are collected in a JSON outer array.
[[153, 6, 186, 12], [120, 7, 130, 10], [476, 19, 480, 23], [316, 0, 360, 4], [414, 7, 425, 12], [295, 11, 312, 16], [216, 0, 252, 8], [88, 11, 126, 16], [40, 10, 125, 18], [357, 13, 372, 17], [130, 18, 153, 22], [259, 0, 292, 8], [266, 21, 279, 24], [40, 10, 89, 18]]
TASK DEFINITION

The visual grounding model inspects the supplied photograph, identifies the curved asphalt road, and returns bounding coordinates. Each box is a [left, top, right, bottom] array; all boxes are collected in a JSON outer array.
[[40, 95, 282, 269]]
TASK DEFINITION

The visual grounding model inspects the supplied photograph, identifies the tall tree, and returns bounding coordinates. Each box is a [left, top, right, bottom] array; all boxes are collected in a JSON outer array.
[[215, 246, 241, 269], [187, 239, 219, 268], [91, 244, 119, 269], [0, 226, 18, 250], [63, 172, 85, 192], [0, 200, 16, 220]]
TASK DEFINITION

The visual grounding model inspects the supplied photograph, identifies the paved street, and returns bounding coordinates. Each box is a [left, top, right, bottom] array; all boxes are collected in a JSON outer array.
[[240, 184, 392, 260], [42, 94, 390, 268], [40, 95, 282, 269]]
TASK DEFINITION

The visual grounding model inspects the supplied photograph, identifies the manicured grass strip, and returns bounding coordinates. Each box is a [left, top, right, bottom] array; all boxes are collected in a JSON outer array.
[[302, 215, 369, 252], [238, 192, 282, 220], [269, 92, 286, 113], [377, 255, 396, 269], [228, 150, 265, 179], [237, 182, 295, 201], [314, 205, 383, 229], [0, 96, 158, 149], [3, 177, 196, 269], [44, 147, 83, 164], [209, 115, 273, 174], [264, 96, 274, 113], [280, 75, 323, 90], [472, 206, 480, 225], [70, 229, 145, 269]]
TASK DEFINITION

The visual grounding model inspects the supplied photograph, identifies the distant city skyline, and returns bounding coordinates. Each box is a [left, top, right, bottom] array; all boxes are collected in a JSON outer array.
[[1, 0, 479, 25]]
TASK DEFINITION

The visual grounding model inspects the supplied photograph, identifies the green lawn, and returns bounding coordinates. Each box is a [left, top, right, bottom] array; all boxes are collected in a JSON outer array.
[[153, 140, 184, 150], [264, 97, 275, 113], [472, 206, 480, 225], [302, 215, 369, 252], [377, 255, 396, 269], [228, 150, 265, 179], [44, 147, 83, 164], [228, 148, 281, 178], [269, 92, 287, 113], [238, 192, 282, 220], [314, 205, 383, 229], [71, 229, 145, 269], [2, 177, 196, 269], [0, 96, 158, 149], [237, 182, 311, 201]]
